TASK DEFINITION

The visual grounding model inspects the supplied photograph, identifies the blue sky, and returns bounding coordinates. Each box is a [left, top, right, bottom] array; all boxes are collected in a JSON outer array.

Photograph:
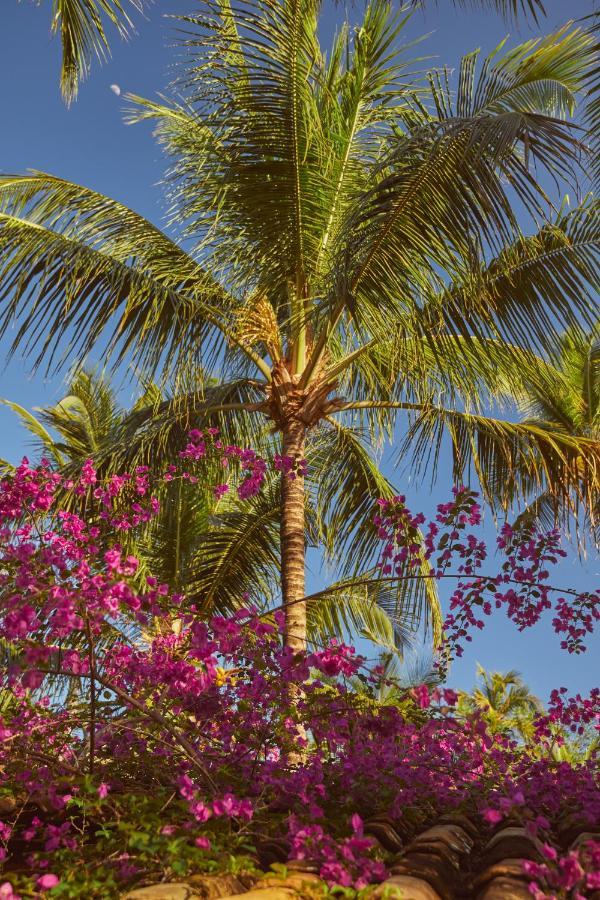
[[1, 0, 599, 700]]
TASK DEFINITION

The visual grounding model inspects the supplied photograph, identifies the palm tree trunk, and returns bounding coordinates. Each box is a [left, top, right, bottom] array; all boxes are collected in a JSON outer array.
[[280, 418, 307, 651]]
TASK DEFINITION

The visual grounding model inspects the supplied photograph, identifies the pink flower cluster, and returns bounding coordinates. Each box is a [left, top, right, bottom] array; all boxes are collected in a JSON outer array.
[[178, 777, 253, 823], [545, 688, 600, 736], [179, 427, 268, 498], [274, 454, 308, 480], [289, 814, 386, 889], [309, 640, 363, 678], [524, 839, 600, 898]]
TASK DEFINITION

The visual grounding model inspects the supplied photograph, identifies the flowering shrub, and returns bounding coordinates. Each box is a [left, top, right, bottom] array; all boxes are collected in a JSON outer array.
[[0, 437, 598, 897], [546, 688, 600, 736], [289, 815, 385, 889], [374, 489, 600, 663], [524, 840, 600, 899]]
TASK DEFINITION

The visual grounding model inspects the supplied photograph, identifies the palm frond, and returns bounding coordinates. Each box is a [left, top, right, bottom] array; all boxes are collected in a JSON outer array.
[[307, 418, 397, 567], [311, 0, 421, 279], [580, 11, 600, 189], [401, 404, 600, 524], [305, 570, 440, 648], [50, 0, 146, 104], [410, 0, 546, 23], [37, 368, 123, 455], [0, 399, 64, 465], [506, 324, 600, 543], [185, 478, 282, 615], [445, 25, 591, 118], [130, 0, 422, 324], [147, 0, 325, 310], [416, 198, 600, 361], [510, 329, 598, 432], [0, 173, 245, 379], [334, 336, 558, 439], [96, 378, 271, 474], [133, 476, 213, 593], [306, 578, 407, 651], [317, 25, 596, 362], [306, 421, 442, 642], [511, 489, 567, 536]]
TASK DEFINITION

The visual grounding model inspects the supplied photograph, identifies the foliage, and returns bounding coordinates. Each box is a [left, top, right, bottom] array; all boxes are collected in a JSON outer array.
[[457, 665, 544, 741], [28, 0, 561, 107], [505, 324, 600, 543], [0, 371, 418, 648], [3, 0, 600, 628], [30, 0, 148, 105], [0, 441, 598, 897]]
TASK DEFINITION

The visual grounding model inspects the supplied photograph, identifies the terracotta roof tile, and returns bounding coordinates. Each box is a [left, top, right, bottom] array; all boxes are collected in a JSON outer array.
[[119, 817, 599, 898]]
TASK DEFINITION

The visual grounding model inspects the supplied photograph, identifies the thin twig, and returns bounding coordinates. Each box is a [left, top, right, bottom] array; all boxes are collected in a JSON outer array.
[[85, 617, 97, 776]]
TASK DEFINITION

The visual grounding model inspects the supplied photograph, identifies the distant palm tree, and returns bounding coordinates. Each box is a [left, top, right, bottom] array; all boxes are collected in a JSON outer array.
[[458, 665, 544, 740], [0, 369, 275, 604], [1, 0, 599, 654], [401, 323, 600, 546], [1, 366, 126, 467]]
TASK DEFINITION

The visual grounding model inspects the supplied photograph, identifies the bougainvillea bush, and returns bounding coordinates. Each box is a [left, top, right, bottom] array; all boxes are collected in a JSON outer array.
[[0, 433, 598, 897]]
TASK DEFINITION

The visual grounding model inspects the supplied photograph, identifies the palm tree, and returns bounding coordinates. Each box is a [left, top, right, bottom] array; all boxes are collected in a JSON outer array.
[[1, 366, 127, 467], [0, 0, 599, 654], [458, 665, 544, 740], [0, 369, 284, 601], [0, 369, 256, 599]]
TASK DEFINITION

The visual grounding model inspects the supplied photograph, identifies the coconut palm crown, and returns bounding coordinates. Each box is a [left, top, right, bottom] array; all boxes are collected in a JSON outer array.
[[0, 0, 599, 651]]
